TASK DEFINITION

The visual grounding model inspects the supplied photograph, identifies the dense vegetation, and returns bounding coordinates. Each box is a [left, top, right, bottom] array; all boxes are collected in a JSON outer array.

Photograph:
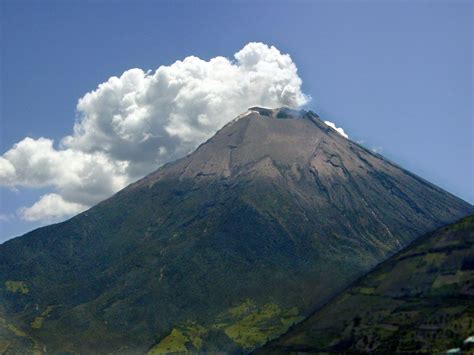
[[259, 215, 474, 354]]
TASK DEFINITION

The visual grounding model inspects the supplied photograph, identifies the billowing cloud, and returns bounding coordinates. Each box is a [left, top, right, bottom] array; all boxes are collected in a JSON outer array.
[[1, 137, 128, 206], [19, 194, 87, 222], [0, 42, 309, 221], [63, 42, 308, 176], [324, 121, 349, 139]]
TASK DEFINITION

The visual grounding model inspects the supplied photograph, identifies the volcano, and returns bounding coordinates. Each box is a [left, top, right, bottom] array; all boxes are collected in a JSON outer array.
[[0, 107, 472, 353]]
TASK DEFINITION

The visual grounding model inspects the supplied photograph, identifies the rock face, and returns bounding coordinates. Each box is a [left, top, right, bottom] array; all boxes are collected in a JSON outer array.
[[0, 107, 472, 353], [258, 215, 474, 354]]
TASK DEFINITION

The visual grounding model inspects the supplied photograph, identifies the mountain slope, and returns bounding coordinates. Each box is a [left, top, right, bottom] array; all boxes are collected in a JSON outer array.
[[0, 107, 472, 353], [258, 215, 474, 354]]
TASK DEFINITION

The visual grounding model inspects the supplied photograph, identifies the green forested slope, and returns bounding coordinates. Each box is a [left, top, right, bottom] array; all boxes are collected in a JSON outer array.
[[260, 215, 474, 354]]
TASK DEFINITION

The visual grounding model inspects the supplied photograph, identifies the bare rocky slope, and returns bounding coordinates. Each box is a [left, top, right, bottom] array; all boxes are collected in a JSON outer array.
[[0, 107, 472, 353]]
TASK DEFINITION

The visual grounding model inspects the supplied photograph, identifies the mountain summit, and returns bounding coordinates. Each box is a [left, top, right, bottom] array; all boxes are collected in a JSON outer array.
[[1, 107, 472, 353]]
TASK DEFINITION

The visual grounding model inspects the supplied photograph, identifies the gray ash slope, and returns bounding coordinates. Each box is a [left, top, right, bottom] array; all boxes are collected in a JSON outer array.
[[0, 107, 472, 353]]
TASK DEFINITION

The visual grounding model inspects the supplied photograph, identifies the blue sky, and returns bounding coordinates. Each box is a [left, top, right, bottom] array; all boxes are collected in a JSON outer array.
[[1, 0, 472, 242]]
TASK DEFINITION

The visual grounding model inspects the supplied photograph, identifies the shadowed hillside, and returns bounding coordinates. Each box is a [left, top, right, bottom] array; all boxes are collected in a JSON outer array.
[[259, 215, 474, 354]]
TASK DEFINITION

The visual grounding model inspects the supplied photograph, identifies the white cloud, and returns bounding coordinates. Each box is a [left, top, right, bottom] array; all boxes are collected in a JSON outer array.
[[63, 42, 308, 176], [324, 120, 349, 139], [0, 42, 309, 222], [0, 157, 16, 183], [19, 194, 87, 222], [1, 137, 129, 206]]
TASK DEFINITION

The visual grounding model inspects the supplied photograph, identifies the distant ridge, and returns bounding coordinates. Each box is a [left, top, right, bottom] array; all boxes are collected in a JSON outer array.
[[258, 215, 474, 354]]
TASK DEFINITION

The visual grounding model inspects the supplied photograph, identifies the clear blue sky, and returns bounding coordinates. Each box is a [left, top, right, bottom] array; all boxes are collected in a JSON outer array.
[[1, 0, 472, 241]]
